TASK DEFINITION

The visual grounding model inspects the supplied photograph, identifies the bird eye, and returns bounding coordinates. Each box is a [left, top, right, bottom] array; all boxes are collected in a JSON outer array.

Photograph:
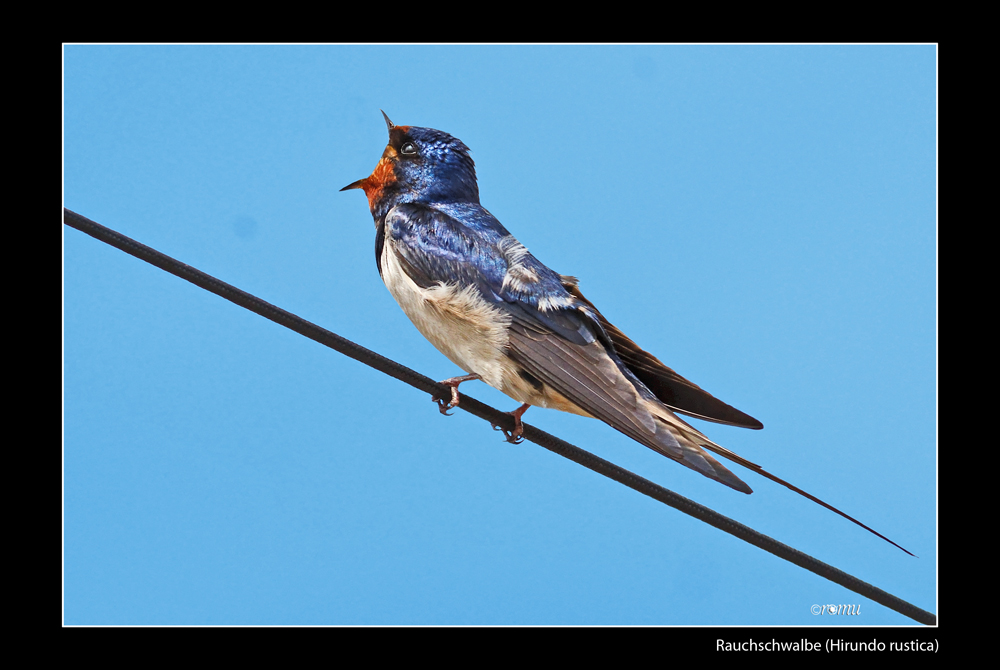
[[400, 141, 417, 155]]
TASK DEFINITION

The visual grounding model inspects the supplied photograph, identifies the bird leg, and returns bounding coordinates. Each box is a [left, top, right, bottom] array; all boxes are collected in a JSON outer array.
[[492, 403, 531, 444], [432, 373, 483, 415]]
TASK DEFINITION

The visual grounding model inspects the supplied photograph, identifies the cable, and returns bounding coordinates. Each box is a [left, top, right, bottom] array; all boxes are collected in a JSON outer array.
[[63, 208, 936, 626]]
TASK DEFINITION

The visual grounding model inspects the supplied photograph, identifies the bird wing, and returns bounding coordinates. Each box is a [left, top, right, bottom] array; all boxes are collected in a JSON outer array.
[[503, 305, 755, 493], [560, 278, 763, 430]]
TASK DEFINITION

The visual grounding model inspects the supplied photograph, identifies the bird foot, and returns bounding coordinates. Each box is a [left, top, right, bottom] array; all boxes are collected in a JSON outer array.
[[491, 403, 531, 444], [432, 374, 483, 416]]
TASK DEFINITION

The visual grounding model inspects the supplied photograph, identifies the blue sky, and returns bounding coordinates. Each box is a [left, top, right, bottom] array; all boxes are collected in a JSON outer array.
[[63, 45, 936, 625]]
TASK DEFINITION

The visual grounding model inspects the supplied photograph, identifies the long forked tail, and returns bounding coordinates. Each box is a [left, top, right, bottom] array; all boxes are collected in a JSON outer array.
[[650, 406, 914, 555], [700, 439, 916, 557]]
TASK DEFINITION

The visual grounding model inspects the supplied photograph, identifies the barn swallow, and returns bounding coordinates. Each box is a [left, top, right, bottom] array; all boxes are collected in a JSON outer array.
[[342, 112, 911, 555]]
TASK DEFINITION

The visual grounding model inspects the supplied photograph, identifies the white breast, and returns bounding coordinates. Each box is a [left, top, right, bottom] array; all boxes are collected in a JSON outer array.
[[380, 235, 513, 390]]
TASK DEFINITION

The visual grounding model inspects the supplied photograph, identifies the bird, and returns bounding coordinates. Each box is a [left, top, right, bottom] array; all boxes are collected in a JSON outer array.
[[342, 112, 912, 555]]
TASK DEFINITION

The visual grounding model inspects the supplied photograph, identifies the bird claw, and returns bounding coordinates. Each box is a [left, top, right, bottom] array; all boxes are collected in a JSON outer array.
[[432, 376, 528, 444], [432, 394, 456, 416], [492, 421, 524, 444], [432, 374, 482, 417], [492, 403, 530, 444]]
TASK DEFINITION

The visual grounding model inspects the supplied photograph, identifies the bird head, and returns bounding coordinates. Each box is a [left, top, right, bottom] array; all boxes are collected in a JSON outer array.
[[342, 112, 479, 219]]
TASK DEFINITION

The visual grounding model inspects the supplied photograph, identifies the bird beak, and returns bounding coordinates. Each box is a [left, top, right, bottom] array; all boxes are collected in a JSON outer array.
[[340, 110, 397, 191], [340, 178, 366, 192]]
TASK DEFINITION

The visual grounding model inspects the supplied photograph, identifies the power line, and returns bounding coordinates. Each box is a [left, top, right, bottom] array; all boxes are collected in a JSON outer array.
[[63, 208, 935, 626]]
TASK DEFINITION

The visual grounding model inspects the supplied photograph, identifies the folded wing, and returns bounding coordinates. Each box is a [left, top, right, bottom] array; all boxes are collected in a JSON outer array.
[[504, 303, 754, 493], [561, 278, 763, 430]]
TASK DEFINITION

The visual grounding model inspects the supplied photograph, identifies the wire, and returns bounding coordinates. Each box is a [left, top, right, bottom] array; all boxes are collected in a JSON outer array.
[[63, 207, 936, 626]]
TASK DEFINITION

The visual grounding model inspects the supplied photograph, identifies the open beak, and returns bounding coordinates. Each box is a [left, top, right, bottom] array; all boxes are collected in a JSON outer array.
[[340, 110, 397, 192]]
